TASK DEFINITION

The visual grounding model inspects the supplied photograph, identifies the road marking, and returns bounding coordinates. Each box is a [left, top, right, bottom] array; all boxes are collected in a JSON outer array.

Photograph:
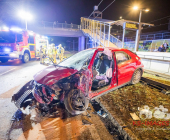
[[0, 68, 16, 76]]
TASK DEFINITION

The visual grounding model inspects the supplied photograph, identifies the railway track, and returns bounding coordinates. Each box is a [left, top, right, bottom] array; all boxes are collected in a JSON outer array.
[[141, 77, 170, 95], [7, 76, 170, 140]]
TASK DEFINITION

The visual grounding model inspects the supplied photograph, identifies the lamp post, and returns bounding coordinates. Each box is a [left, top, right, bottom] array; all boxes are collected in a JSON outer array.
[[133, 6, 149, 52], [18, 11, 33, 30]]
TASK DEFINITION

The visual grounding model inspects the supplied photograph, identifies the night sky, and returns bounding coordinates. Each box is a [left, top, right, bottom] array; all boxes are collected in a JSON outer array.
[[1, 0, 170, 31], [0, 0, 170, 46]]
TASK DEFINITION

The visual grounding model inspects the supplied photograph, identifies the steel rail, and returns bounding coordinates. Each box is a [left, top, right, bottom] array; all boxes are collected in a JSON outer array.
[[141, 77, 170, 95]]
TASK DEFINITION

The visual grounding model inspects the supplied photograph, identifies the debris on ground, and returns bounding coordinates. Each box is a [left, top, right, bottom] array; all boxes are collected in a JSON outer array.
[[97, 109, 108, 118], [11, 109, 23, 121], [130, 113, 140, 121], [82, 119, 92, 125], [87, 107, 91, 110], [91, 101, 124, 139], [100, 82, 170, 140], [6, 104, 114, 140]]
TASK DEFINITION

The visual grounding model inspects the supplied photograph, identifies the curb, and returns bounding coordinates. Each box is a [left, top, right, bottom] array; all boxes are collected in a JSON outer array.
[[95, 98, 139, 140]]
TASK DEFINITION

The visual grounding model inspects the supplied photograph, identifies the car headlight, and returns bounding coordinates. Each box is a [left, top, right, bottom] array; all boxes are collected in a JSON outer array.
[[4, 48, 10, 52], [9, 53, 17, 57]]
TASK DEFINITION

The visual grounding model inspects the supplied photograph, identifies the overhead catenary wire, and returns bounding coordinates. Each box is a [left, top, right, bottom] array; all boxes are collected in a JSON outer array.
[[88, 0, 104, 18], [93, 0, 116, 19], [149, 15, 170, 23], [143, 23, 169, 30]]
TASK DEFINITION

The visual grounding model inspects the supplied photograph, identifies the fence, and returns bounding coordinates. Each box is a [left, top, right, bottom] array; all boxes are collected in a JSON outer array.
[[29, 21, 80, 30], [124, 39, 170, 52], [117, 32, 170, 42]]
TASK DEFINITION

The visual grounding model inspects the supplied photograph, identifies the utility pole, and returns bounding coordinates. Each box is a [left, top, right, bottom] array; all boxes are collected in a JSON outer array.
[[133, 6, 149, 52], [135, 9, 142, 52]]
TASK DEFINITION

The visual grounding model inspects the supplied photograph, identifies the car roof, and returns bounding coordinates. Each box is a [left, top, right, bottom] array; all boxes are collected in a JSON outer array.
[[90, 47, 128, 52]]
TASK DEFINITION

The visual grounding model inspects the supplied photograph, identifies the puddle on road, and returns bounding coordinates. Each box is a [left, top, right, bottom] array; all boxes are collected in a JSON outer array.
[[7, 110, 98, 140], [7, 104, 115, 140]]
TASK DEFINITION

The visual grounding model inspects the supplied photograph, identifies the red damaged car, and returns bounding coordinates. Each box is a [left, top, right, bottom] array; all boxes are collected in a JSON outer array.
[[12, 47, 144, 119]]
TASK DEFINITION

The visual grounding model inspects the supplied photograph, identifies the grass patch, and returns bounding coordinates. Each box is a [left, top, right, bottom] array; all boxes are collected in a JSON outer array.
[[101, 83, 170, 140], [143, 73, 170, 86]]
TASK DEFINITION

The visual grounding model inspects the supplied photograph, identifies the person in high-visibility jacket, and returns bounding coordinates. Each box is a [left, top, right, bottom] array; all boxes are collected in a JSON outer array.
[[47, 45, 53, 60], [40, 46, 44, 64], [60, 46, 65, 61], [52, 46, 57, 64], [58, 44, 65, 62]]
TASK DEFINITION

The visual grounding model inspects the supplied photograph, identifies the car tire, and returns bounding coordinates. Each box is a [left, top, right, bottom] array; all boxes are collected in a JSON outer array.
[[0, 58, 8, 63], [22, 53, 30, 63], [131, 69, 142, 84], [64, 89, 89, 115]]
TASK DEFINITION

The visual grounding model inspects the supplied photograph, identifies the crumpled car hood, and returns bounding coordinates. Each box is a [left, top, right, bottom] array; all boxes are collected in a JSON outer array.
[[34, 65, 78, 86]]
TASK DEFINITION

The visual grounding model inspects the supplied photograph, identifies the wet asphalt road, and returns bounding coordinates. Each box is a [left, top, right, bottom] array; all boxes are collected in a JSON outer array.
[[0, 59, 47, 95], [0, 59, 48, 140]]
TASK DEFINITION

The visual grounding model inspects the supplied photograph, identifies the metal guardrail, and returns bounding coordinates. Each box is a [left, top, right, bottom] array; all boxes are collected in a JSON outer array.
[[118, 32, 170, 42], [123, 39, 170, 52]]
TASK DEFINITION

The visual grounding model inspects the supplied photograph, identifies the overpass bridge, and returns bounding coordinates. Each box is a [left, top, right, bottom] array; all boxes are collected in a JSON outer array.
[[29, 19, 170, 78], [29, 23, 84, 37], [28, 19, 122, 51], [28, 22, 86, 51]]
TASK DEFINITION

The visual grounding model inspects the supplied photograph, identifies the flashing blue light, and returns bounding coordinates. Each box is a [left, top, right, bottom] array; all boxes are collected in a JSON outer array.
[[10, 27, 22, 32], [4, 48, 11, 52], [2, 26, 9, 31]]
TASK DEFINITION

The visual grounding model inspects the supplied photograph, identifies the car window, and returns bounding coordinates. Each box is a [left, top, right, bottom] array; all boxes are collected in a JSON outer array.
[[28, 36, 34, 44], [17, 33, 23, 42], [58, 49, 96, 70], [115, 51, 131, 64]]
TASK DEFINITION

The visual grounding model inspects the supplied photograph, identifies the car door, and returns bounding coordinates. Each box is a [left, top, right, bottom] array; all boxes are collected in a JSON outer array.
[[89, 49, 118, 99], [115, 51, 132, 86], [78, 49, 98, 98]]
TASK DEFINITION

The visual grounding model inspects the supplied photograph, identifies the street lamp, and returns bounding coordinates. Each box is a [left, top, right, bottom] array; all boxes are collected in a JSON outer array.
[[133, 6, 149, 52], [133, 6, 138, 10], [18, 11, 33, 30], [133, 6, 149, 22]]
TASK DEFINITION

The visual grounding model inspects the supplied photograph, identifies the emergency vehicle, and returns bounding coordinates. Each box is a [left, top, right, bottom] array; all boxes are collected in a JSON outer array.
[[0, 27, 48, 63]]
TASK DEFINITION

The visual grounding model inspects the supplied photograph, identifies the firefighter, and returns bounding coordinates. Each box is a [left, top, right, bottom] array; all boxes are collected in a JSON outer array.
[[52, 45, 57, 64], [40, 46, 44, 64], [47, 44, 52, 59], [60, 45, 65, 61], [58, 44, 65, 62]]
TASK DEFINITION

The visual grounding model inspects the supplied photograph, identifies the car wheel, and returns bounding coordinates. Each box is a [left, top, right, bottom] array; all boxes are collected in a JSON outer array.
[[22, 53, 30, 63], [64, 89, 89, 115], [131, 69, 142, 84], [0, 58, 8, 63]]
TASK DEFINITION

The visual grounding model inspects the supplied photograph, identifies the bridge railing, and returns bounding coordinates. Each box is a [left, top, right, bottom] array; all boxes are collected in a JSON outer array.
[[30, 21, 80, 30], [99, 31, 122, 47], [81, 17, 122, 48]]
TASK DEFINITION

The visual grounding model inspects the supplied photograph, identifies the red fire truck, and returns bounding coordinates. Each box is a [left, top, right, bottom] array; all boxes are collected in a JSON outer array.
[[0, 27, 48, 63]]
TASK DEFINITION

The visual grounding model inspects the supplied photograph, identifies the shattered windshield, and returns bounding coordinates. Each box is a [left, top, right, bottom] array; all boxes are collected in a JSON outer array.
[[0, 31, 15, 43], [58, 49, 96, 70]]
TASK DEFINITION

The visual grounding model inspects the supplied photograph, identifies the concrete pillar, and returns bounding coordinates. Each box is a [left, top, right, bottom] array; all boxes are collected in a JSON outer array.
[[78, 36, 85, 51], [86, 37, 88, 49]]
